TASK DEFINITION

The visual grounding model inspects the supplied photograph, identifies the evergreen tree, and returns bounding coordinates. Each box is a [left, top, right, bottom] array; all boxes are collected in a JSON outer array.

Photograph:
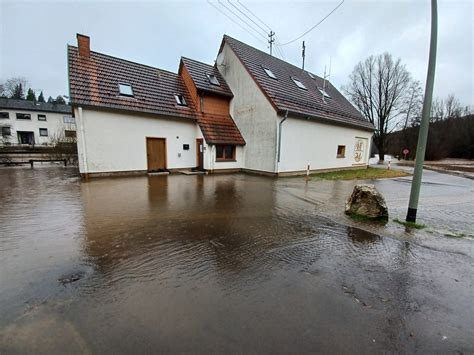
[[38, 91, 45, 103], [55, 95, 66, 104], [47, 96, 54, 103], [26, 88, 37, 101], [11, 83, 25, 99]]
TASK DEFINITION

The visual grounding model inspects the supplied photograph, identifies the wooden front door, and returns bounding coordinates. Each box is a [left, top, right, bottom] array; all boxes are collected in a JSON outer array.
[[196, 139, 204, 170], [146, 138, 167, 171]]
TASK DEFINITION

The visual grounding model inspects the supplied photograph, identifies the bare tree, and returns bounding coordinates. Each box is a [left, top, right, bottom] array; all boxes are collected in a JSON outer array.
[[430, 94, 463, 121], [343, 53, 413, 161], [1, 77, 30, 98]]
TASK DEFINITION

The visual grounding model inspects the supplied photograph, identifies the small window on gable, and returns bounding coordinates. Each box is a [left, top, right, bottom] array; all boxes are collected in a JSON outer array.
[[0, 112, 9, 119], [291, 77, 307, 90], [118, 83, 134, 97], [337, 145, 346, 158], [318, 87, 331, 99], [174, 94, 187, 106], [263, 67, 277, 80], [38, 114, 46, 121], [206, 74, 220, 86], [16, 113, 31, 120]]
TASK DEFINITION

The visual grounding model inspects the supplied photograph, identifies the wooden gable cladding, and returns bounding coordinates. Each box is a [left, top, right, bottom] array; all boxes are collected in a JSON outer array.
[[201, 93, 230, 116], [180, 64, 201, 111]]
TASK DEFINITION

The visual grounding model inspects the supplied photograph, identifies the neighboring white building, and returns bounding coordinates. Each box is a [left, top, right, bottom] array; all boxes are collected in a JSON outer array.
[[0, 99, 75, 146], [68, 34, 373, 178]]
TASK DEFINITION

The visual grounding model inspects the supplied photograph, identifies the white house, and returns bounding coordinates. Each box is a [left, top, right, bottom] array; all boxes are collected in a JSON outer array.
[[0, 99, 75, 145], [68, 34, 373, 178]]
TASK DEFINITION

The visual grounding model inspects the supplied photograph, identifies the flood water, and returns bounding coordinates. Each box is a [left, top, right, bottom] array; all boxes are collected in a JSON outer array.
[[1, 167, 473, 354]]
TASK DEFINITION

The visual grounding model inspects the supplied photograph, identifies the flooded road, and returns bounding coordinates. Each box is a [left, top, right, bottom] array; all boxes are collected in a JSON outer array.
[[1, 167, 473, 354]]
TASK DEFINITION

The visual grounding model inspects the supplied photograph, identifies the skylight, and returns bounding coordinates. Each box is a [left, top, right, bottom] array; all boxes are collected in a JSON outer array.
[[318, 87, 331, 98], [307, 72, 315, 79], [291, 77, 307, 90], [174, 94, 187, 106], [118, 83, 134, 97], [206, 74, 220, 86], [263, 67, 277, 80]]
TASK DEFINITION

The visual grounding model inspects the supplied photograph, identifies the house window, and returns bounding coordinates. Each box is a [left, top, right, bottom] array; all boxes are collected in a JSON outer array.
[[263, 67, 277, 80], [318, 87, 331, 99], [291, 77, 307, 90], [39, 128, 48, 137], [337, 145, 346, 158], [0, 112, 9, 119], [65, 130, 76, 138], [38, 114, 46, 121], [16, 113, 31, 120], [206, 74, 220, 86], [63, 116, 75, 124], [1, 126, 11, 136], [174, 94, 187, 106], [118, 83, 134, 97], [216, 145, 236, 161]]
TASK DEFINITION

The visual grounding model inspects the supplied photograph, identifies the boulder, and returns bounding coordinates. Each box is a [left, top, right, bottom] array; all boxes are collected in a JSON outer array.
[[345, 184, 388, 219]]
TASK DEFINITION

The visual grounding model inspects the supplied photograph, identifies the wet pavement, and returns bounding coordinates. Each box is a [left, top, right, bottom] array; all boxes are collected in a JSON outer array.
[[0, 167, 473, 354]]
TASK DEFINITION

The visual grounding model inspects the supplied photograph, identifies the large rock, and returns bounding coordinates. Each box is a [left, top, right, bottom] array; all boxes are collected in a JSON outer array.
[[345, 184, 388, 219]]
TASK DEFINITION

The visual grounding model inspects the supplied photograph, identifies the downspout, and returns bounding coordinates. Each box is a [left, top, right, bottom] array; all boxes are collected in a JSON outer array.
[[276, 110, 289, 173], [78, 106, 88, 177]]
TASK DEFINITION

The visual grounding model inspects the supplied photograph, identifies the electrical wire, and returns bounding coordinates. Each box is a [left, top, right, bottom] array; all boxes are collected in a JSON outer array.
[[279, 0, 344, 46], [207, 0, 267, 45], [227, 0, 269, 35], [236, 0, 272, 31], [217, 0, 268, 40]]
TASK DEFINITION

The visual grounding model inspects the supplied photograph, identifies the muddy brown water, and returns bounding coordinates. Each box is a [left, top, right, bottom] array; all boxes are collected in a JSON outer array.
[[0, 167, 473, 354]]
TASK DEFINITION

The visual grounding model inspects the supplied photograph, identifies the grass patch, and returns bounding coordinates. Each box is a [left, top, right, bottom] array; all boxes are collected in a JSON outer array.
[[393, 218, 426, 229], [349, 213, 388, 223], [311, 167, 409, 180]]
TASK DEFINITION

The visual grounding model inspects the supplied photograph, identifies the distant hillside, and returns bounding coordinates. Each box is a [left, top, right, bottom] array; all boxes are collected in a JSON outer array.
[[387, 115, 474, 160]]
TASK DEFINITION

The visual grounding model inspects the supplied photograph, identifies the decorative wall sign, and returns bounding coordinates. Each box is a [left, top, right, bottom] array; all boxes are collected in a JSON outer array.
[[354, 139, 365, 163]]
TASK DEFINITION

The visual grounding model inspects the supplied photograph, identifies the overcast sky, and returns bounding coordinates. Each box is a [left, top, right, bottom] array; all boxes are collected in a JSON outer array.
[[1, 0, 472, 105]]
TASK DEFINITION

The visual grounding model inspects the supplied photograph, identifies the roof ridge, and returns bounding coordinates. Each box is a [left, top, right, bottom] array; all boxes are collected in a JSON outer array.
[[223, 35, 325, 82], [181, 56, 215, 68], [68, 45, 178, 76]]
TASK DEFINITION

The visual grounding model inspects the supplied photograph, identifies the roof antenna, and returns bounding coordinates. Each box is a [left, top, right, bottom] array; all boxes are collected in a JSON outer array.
[[322, 57, 331, 103], [302, 41, 306, 70]]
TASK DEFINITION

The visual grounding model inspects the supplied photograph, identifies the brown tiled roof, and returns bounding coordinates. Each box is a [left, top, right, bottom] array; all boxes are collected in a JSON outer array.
[[68, 46, 198, 120], [180, 57, 233, 97], [221, 35, 374, 131], [197, 113, 245, 145]]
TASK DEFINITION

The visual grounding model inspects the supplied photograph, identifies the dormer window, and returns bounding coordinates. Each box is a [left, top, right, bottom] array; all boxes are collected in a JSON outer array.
[[206, 74, 220, 86], [318, 87, 331, 99], [118, 83, 134, 97], [291, 77, 307, 90], [174, 94, 187, 106], [263, 67, 277, 80]]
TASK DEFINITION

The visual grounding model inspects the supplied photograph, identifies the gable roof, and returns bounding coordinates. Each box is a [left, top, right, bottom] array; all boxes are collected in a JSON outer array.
[[180, 57, 233, 98], [0, 98, 71, 114], [220, 35, 374, 131], [68, 46, 198, 120]]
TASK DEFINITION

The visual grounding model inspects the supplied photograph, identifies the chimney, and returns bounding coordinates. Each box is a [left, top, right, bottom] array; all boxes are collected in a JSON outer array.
[[77, 33, 90, 57]]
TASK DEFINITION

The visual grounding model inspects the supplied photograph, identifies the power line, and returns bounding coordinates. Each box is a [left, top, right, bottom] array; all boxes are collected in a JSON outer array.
[[217, 0, 268, 41], [207, 0, 267, 45], [279, 0, 344, 46], [236, 0, 272, 31], [227, 0, 269, 35]]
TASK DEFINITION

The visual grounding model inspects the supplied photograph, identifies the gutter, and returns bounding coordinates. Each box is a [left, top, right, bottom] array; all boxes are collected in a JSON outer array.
[[276, 110, 289, 170]]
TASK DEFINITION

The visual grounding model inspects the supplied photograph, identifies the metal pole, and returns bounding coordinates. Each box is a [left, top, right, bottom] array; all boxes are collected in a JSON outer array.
[[406, 0, 438, 222]]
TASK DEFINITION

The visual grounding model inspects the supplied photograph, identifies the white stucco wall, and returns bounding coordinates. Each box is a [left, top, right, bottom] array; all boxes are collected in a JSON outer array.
[[76, 108, 204, 174], [0, 109, 75, 145], [278, 117, 373, 173], [202, 142, 244, 171], [217, 43, 278, 173]]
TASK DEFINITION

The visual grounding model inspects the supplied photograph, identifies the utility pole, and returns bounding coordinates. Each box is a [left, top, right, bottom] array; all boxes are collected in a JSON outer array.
[[268, 30, 275, 56], [302, 41, 306, 70], [406, 0, 438, 223]]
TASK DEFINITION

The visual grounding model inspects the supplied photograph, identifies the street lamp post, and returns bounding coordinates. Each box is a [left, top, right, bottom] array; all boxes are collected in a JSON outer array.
[[406, 0, 438, 222]]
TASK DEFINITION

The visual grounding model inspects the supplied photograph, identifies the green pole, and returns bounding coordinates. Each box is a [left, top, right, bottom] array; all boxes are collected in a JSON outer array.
[[406, 0, 438, 222]]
